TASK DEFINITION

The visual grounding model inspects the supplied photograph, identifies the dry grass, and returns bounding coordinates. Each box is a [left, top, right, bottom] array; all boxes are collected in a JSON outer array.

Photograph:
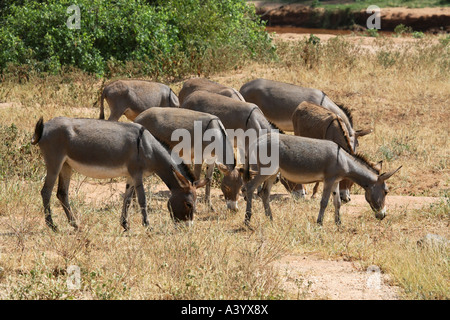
[[0, 33, 448, 299]]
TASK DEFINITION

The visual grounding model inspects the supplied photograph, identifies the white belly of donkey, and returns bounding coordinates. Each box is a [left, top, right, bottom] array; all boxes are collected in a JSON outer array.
[[66, 157, 129, 179]]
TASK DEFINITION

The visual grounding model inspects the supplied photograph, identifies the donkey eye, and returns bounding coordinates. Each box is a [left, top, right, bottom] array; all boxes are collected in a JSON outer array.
[[186, 202, 193, 209]]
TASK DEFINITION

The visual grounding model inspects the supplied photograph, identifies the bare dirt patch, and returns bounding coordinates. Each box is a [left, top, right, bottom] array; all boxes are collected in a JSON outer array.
[[0, 102, 22, 110], [273, 253, 400, 299]]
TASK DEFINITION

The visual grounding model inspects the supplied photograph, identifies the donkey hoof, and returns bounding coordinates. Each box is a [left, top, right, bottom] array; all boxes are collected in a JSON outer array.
[[70, 222, 79, 231], [244, 222, 255, 231], [46, 222, 58, 232], [121, 223, 130, 232]]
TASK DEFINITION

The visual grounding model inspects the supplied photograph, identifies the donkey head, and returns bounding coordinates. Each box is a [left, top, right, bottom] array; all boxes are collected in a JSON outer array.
[[167, 167, 208, 226], [364, 166, 402, 220], [217, 163, 243, 211], [340, 158, 381, 203]]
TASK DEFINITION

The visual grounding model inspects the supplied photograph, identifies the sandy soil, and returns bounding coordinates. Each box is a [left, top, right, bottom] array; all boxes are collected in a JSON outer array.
[[273, 253, 399, 299], [76, 179, 441, 300]]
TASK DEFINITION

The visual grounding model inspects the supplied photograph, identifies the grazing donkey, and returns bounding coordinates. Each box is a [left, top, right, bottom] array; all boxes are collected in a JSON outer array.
[[134, 107, 242, 211], [31, 117, 207, 231], [178, 78, 245, 105], [292, 101, 359, 203], [181, 91, 282, 180], [239, 78, 371, 151], [99, 79, 179, 121], [242, 132, 401, 226]]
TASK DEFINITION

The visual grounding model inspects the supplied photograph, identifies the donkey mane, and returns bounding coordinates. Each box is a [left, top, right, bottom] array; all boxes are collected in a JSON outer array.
[[153, 135, 197, 183], [351, 152, 380, 174], [333, 116, 353, 154], [268, 120, 285, 134], [336, 104, 353, 127]]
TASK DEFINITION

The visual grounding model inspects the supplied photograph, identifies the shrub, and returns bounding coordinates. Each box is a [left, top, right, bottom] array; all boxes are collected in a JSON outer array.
[[0, 0, 274, 78], [366, 28, 379, 37], [412, 31, 425, 39], [394, 24, 413, 36]]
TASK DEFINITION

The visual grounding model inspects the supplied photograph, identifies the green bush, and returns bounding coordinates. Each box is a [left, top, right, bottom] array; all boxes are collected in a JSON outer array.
[[0, 0, 274, 78]]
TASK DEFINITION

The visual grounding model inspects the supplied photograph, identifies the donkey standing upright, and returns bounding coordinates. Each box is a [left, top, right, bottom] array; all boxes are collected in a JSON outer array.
[[32, 117, 207, 231]]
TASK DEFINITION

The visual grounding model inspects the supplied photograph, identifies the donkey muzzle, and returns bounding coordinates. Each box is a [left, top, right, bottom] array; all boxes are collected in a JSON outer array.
[[340, 190, 351, 203], [375, 207, 386, 220], [226, 200, 239, 211]]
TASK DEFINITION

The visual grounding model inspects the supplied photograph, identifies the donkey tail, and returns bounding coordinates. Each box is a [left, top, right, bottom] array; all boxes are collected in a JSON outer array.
[[31, 116, 44, 145]]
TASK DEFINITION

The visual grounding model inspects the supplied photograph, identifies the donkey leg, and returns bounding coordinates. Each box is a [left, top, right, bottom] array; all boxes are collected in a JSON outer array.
[[133, 177, 149, 228], [332, 182, 342, 225], [259, 175, 277, 220], [312, 182, 320, 199], [316, 179, 336, 225], [120, 178, 135, 231], [193, 163, 203, 181], [41, 174, 58, 231], [204, 163, 215, 211], [41, 159, 65, 231], [56, 163, 78, 230], [243, 174, 271, 225]]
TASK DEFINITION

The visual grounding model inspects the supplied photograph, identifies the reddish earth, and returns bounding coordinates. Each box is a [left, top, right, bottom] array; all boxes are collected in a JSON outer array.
[[251, 2, 450, 32]]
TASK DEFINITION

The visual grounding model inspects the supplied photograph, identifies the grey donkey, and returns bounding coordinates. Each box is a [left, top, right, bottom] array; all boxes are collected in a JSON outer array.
[[178, 78, 245, 106], [134, 107, 243, 211], [239, 78, 371, 151], [242, 132, 401, 226], [98, 79, 180, 121], [292, 101, 372, 203], [31, 117, 207, 232]]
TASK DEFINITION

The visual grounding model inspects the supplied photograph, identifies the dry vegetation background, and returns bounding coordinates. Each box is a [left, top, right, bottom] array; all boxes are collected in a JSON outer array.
[[0, 32, 448, 299]]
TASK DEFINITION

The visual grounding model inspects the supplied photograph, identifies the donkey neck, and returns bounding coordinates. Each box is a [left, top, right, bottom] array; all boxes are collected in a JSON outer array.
[[152, 141, 193, 192], [344, 154, 378, 188]]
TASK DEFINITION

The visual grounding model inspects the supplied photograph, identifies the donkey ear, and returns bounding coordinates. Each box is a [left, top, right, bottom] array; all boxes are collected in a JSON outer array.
[[171, 166, 191, 189], [237, 167, 258, 177], [355, 128, 372, 137], [194, 178, 209, 189], [378, 166, 402, 182], [216, 163, 230, 174], [374, 160, 383, 172]]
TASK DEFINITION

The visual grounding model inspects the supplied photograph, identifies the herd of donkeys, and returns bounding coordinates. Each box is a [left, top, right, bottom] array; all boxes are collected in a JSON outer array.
[[31, 78, 401, 232]]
